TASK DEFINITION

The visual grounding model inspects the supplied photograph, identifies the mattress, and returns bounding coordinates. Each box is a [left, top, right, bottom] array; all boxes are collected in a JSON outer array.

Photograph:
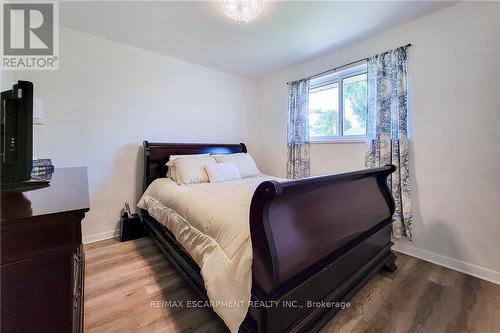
[[137, 175, 283, 332]]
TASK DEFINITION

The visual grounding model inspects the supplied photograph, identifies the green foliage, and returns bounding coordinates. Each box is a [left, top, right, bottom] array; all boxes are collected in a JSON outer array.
[[344, 118, 352, 131], [309, 77, 367, 136], [344, 79, 367, 125], [310, 108, 338, 136]]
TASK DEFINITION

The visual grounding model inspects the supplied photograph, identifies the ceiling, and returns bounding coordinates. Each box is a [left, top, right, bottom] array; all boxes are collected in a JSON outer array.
[[59, 1, 455, 78]]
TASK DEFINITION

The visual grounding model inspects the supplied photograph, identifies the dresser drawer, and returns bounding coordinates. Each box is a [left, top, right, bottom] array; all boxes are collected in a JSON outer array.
[[0, 213, 81, 265], [1, 249, 74, 333]]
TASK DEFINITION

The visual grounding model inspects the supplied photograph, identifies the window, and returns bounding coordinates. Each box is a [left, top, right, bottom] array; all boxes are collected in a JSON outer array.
[[308, 64, 367, 142]]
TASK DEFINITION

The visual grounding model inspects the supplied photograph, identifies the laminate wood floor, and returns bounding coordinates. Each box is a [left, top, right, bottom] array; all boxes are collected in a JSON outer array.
[[84, 237, 500, 333]]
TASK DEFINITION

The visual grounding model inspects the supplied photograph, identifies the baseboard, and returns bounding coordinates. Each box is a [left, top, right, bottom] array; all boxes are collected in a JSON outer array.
[[83, 228, 120, 244], [81, 229, 499, 284], [393, 242, 500, 285]]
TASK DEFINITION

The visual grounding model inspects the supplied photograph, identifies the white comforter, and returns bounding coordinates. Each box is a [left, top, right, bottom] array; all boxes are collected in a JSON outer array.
[[137, 175, 282, 332]]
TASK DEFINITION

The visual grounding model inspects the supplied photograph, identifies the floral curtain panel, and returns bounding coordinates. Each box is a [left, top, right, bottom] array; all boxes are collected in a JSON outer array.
[[287, 79, 310, 179], [366, 47, 413, 240]]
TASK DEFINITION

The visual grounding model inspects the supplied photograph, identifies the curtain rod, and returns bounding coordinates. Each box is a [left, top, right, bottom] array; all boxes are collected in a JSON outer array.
[[286, 43, 412, 85]]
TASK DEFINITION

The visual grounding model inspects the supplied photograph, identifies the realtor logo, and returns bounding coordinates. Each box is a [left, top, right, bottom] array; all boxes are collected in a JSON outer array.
[[1, 1, 58, 70]]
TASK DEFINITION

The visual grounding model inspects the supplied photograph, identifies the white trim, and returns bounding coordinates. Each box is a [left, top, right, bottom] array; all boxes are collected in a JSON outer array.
[[83, 228, 120, 244], [309, 63, 367, 88], [81, 229, 500, 284], [309, 135, 365, 143], [309, 81, 338, 94], [393, 242, 500, 285], [309, 66, 368, 140]]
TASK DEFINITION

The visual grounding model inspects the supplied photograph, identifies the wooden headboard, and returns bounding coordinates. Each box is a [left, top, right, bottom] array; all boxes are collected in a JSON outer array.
[[143, 141, 247, 190]]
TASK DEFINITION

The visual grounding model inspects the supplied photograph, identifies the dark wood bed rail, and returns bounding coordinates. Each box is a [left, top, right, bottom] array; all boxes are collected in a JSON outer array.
[[250, 165, 396, 294]]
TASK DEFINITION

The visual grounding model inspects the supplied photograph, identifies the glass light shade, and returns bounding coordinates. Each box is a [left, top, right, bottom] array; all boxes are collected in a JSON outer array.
[[223, 0, 263, 23]]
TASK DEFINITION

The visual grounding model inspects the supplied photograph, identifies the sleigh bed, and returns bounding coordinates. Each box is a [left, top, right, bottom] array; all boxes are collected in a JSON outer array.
[[139, 141, 397, 333]]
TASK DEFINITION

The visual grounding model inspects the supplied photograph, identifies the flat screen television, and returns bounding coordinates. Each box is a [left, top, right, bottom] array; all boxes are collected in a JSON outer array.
[[1, 81, 34, 183]]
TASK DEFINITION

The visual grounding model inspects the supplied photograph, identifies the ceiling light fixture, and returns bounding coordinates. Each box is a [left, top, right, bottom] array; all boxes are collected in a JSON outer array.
[[223, 0, 263, 23]]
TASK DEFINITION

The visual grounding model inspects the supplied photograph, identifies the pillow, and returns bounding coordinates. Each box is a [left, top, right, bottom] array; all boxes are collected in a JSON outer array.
[[205, 163, 241, 183], [168, 156, 216, 184], [212, 152, 245, 158], [169, 153, 210, 161], [165, 153, 210, 181], [166, 168, 177, 182], [213, 153, 261, 178]]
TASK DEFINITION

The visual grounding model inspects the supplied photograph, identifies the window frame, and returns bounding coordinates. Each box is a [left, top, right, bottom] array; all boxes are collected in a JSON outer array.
[[308, 64, 367, 143]]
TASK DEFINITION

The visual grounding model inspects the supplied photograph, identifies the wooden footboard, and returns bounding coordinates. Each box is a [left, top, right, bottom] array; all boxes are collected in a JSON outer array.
[[250, 165, 396, 294], [141, 142, 398, 332]]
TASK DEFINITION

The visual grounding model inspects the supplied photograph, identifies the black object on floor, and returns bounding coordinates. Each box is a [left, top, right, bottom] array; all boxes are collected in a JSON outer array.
[[120, 212, 147, 242]]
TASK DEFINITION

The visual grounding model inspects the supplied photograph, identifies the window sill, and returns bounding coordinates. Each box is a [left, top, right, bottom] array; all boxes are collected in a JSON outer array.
[[309, 136, 366, 144]]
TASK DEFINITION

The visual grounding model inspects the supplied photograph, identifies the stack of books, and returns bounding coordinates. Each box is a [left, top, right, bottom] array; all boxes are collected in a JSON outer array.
[[32, 159, 54, 181]]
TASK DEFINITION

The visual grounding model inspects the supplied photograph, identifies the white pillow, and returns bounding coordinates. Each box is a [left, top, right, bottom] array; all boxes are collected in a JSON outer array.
[[205, 163, 241, 183], [166, 153, 210, 181], [213, 153, 261, 178], [169, 153, 210, 161], [168, 156, 216, 184], [166, 168, 175, 181]]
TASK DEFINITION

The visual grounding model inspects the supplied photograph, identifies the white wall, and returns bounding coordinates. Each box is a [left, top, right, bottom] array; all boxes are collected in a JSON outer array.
[[6, 26, 258, 243], [1, 71, 15, 90], [253, 2, 500, 283], [3, 2, 498, 284]]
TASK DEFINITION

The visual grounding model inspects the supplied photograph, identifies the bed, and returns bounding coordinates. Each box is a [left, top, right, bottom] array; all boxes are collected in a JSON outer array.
[[139, 141, 397, 333]]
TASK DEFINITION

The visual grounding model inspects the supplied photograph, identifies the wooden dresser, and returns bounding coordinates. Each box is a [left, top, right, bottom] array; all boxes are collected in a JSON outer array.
[[1, 167, 90, 333]]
